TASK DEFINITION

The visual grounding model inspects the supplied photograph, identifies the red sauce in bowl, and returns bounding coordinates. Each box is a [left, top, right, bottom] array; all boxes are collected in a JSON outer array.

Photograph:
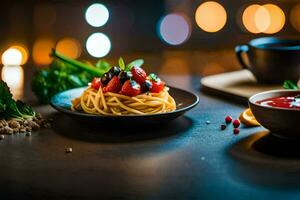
[[256, 95, 300, 110]]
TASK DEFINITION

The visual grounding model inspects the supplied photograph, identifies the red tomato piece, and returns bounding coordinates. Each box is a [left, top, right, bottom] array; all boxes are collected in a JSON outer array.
[[120, 80, 141, 97], [91, 77, 102, 90], [103, 76, 122, 93], [131, 66, 147, 85]]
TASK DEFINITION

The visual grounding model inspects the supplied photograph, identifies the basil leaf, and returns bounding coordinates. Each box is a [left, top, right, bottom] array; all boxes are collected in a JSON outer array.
[[118, 57, 126, 70], [95, 60, 111, 73], [126, 59, 144, 71], [283, 80, 299, 90]]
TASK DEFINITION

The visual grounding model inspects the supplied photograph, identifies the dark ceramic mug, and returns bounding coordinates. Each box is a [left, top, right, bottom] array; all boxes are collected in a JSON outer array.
[[235, 37, 300, 83]]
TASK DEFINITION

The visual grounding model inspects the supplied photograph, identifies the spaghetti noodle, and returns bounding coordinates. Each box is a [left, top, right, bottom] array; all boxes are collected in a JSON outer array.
[[71, 86, 176, 116]]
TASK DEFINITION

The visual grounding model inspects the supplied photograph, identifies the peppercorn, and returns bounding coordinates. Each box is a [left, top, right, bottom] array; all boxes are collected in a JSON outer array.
[[221, 124, 226, 130], [233, 119, 240, 128], [233, 128, 240, 135], [225, 116, 232, 124]]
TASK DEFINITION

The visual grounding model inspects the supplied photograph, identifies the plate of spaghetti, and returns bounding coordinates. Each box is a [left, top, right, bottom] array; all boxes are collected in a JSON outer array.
[[50, 61, 199, 124]]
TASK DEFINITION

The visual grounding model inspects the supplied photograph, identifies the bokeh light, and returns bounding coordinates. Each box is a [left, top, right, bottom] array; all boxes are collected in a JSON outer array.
[[242, 4, 261, 33], [1, 48, 23, 66], [1, 65, 24, 99], [11, 46, 29, 65], [254, 6, 270, 33], [33, 38, 55, 66], [160, 57, 190, 75], [85, 3, 109, 27], [263, 4, 285, 34], [158, 14, 191, 45], [242, 4, 285, 34], [86, 33, 111, 58], [56, 38, 81, 59], [195, 1, 227, 33], [290, 4, 300, 32]]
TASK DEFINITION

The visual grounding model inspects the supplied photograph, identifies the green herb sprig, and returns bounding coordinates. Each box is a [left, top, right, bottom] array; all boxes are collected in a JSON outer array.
[[118, 57, 144, 71], [0, 81, 35, 119], [283, 80, 299, 90]]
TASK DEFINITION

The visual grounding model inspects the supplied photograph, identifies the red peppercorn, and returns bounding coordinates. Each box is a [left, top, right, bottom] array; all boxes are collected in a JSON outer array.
[[225, 116, 232, 124], [233, 119, 240, 128], [221, 124, 226, 130], [233, 128, 240, 135]]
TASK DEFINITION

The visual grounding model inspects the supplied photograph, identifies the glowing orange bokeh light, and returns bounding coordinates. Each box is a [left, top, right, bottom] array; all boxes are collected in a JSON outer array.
[[56, 38, 81, 59], [290, 4, 300, 32], [242, 4, 261, 33], [242, 4, 285, 34], [254, 6, 270, 33], [1, 45, 28, 65], [263, 4, 285, 34], [33, 38, 55, 66], [11, 46, 29, 65], [195, 1, 227, 33]]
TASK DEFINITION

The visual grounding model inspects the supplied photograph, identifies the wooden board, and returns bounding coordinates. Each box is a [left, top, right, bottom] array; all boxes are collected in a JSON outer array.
[[201, 70, 282, 103]]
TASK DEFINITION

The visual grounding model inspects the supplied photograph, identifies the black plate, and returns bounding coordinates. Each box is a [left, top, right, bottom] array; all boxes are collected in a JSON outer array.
[[50, 86, 199, 125]]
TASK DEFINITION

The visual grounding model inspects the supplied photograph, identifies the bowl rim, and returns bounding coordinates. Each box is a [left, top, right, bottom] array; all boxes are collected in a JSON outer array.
[[249, 37, 300, 51], [249, 89, 300, 111]]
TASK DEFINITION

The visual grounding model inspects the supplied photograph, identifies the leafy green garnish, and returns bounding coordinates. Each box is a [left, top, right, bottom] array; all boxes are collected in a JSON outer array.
[[283, 80, 299, 90], [0, 81, 36, 119], [0, 102, 6, 113], [32, 59, 96, 103], [32, 50, 108, 103], [125, 59, 144, 71], [96, 60, 111, 72], [52, 49, 105, 76], [0, 81, 12, 116], [16, 100, 35, 116], [118, 57, 126, 70]]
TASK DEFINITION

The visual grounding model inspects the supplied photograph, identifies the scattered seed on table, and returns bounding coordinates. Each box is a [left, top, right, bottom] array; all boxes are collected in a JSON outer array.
[[66, 147, 72, 153], [25, 132, 31, 137], [206, 121, 211, 125], [0, 135, 4, 140], [221, 124, 226, 130], [19, 128, 26, 133]]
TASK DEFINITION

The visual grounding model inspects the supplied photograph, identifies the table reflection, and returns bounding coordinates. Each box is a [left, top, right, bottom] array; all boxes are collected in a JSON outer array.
[[1, 65, 24, 99]]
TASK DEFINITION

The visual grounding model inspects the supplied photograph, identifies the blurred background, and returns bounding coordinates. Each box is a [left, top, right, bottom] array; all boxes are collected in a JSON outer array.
[[0, 0, 300, 99]]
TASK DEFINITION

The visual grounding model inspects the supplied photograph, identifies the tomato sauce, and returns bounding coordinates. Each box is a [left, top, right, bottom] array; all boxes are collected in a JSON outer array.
[[256, 95, 300, 110]]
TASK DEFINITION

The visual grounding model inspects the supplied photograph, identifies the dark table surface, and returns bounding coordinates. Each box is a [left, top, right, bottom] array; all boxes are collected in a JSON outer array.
[[1, 75, 300, 200]]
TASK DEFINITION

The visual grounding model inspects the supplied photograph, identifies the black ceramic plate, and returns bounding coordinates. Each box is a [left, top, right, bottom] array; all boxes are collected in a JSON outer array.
[[50, 86, 199, 125]]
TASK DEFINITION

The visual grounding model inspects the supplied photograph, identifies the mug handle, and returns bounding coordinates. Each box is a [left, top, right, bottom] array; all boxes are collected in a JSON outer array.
[[235, 45, 250, 69]]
